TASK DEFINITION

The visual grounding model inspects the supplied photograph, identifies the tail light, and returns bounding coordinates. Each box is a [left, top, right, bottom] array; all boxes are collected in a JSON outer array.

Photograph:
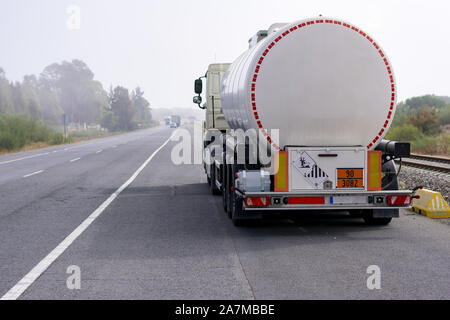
[[245, 197, 270, 207], [387, 195, 412, 206]]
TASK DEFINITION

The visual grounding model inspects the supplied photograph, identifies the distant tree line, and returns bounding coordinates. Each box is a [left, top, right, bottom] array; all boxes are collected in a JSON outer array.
[[386, 95, 450, 155], [102, 86, 152, 131], [0, 59, 153, 132]]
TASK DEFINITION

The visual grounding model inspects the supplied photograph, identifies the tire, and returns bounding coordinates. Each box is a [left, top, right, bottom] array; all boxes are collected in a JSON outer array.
[[222, 160, 228, 212], [361, 209, 392, 225], [231, 193, 246, 226], [230, 164, 246, 226], [382, 159, 399, 191], [210, 163, 221, 195], [226, 164, 232, 219], [361, 159, 398, 226]]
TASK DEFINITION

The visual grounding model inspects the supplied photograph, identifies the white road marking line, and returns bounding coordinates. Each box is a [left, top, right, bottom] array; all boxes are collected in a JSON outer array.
[[112, 145, 117, 148], [96, 149, 103, 153], [23, 170, 44, 178], [64, 148, 69, 151], [70, 157, 81, 162], [0, 152, 50, 165], [1, 131, 176, 300]]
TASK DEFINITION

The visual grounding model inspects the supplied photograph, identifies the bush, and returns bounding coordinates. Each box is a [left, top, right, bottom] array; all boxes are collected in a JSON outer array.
[[385, 123, 450, 155], [385, 123, 424, 141], [100, 110, 118, 132], [438, 106, 450, 125], [436, 133, 450, 154], [409, 107, 441, 135], [69, 129, 108, 139], [0, 114, 65, 151], [49, 132, 64, 145], [0, 131, 16, 150], [411, 135, 439, 155]]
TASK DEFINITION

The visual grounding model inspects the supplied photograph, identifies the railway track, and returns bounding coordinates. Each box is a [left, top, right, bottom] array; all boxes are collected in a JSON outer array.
[[396, 153, 450, 174]]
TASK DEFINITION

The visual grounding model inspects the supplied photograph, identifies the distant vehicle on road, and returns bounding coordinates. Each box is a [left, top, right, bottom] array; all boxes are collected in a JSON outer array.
[[164, 116, 171, 126], [193, 17, 414, 227], [170, 115, 181, 127], [169, 122, 177, 128]]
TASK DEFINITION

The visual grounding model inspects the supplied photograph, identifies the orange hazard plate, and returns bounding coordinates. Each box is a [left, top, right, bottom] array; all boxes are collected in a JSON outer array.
[[336, 168, 364, 189]]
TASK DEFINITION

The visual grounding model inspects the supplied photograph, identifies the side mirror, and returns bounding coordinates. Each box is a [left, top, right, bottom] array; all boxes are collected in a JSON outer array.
[[194, 79, 203, 94], [193, 95, 202, 105]]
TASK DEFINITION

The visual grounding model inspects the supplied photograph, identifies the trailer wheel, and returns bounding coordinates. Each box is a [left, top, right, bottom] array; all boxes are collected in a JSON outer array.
[[231, 193, 246, 226], [226, 164, 233, 219], [361, 159, 399, 226], [361, 209, 392, 225], [230, 164, 247, 226], [222, 155, 228, 212], [382, 159, 399, 191], [222, 183, 228, 211], [356, 208, 392, 225], [209, 163, 221, 195]]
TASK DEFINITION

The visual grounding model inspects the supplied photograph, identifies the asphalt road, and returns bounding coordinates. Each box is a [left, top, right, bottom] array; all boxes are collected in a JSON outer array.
[[0, 125, 449, 299]]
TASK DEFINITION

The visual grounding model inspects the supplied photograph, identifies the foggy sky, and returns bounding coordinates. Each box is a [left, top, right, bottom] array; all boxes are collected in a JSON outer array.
[[1, 0, 449, 108]]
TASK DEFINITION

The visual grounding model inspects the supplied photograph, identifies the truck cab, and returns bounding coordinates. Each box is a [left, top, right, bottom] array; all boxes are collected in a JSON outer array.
[[194, 64, 230, 184], [194, 63, 230, 131]]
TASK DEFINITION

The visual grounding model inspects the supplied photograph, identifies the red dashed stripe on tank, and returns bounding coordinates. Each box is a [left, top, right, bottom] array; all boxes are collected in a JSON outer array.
[[250, 18, 396, 151]]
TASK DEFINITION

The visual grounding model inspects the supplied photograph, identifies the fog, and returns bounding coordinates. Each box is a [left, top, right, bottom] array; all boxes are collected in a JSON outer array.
[[0, 0, 449, 111]]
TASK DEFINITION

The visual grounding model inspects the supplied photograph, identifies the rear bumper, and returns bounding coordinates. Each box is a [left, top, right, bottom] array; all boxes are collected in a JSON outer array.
[[236, 189, 413, 211]]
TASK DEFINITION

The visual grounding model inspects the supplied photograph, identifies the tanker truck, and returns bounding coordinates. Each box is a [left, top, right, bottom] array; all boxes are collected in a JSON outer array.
[[193, 17, 414, 226]]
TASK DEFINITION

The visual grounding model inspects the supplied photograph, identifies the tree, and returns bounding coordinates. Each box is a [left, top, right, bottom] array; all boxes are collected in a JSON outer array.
[[0, 68, 14, 114], [34, 75, 63, 124], [391, 102, 411, 127], [410, 107, 441, 135], [40, 60, 108, 124], [10, 82, 28, 115], [21, 77, 42, 120], [131, 87, 152, 126], [438, 105, 450, 126], [405, 95, 447, 110], [1, 62, 150, 133], [109, 86, 135, 131], [100, 110, 118, 131]]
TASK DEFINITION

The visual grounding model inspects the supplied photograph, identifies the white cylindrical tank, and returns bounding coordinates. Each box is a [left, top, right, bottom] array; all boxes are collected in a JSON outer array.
[[220, 17, 397, 151]]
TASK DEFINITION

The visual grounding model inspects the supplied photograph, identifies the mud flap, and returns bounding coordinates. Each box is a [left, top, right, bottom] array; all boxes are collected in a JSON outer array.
[[373, 209, 399, 218], [238, 208, 262, 220], [233, 196, 262, 219]]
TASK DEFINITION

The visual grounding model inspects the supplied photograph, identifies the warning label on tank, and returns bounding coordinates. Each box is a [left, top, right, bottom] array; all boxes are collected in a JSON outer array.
[[293, 152, 329, 188]]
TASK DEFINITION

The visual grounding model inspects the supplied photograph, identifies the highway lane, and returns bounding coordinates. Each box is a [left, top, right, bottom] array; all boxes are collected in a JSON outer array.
[[0, 125, 175, 297], [0, 127, 165, 184], [1, 124, 450, 299]]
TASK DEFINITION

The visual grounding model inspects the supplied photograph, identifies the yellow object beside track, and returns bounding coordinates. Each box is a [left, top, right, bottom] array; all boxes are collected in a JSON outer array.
[[412, 189, 450, 219]]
